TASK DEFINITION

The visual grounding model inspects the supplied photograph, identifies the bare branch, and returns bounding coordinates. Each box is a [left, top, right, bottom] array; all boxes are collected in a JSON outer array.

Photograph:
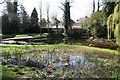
[[58, 6, 64, 11], [39, 1, 42, 22], [0, 2, 4, 4]]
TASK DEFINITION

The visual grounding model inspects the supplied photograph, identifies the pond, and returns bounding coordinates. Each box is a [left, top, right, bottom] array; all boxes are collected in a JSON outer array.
[[2, 47, 120, 78], [2, 38, 118, 50]]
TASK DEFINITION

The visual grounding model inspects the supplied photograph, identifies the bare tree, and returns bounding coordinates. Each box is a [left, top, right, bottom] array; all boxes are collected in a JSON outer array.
[[39, 0, 42, 36], [0, 2, 4, 4], [93, 0, 95, 13], [51, 14, 60, 34], [46, 0, 50, 34], [97, 0, 100, 11], [0, 0, 4, 4]]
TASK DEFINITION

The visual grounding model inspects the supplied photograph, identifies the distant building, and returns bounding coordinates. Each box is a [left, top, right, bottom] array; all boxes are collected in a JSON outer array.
[[49, 16, 88, 30], [72, 16, 88, 29], [50, 23, 64, 28]]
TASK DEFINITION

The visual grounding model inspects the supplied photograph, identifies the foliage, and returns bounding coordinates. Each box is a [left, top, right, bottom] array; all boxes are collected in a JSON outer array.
[[107, 14, 114, 39], [102, 2, 115, 17], [19, 4, 30, 33], [107, 2, 120, 46], [61, 0, 71, 35], [114, 24, 120, 46], [2, 1, 20, 34], [2, 65, 34, 79], [82, 2, 115, 39], [40, 18, 47, 28], [2, 66, 17, 78], [84, 11, 107, 38], [29, 8, 39, 33], [7, 1, 20, 34], [2, 14, 10, 34], [51, 15, 60, 34]]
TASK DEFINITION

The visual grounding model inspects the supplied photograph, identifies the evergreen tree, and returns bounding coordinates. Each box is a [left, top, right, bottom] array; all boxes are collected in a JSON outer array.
[[19, 4, 30, 33], [6, 1, 20, 34], [62, 0, 71, 35], [102, 2, 115, 17], [20, 4, 28, 24], [2, 14, 10, 34], [30, 8, 39, 33]]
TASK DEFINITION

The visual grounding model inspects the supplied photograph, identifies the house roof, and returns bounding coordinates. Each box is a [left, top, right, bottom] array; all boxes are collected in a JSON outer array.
[[50, 23, 64, 28]]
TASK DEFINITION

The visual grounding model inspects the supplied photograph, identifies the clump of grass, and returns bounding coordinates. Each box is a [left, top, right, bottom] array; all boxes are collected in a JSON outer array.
[[2, 66, 18, 78]]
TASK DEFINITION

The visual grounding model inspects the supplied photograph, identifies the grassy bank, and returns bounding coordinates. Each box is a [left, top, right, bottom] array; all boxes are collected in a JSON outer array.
[[1, 45, 120, 55]]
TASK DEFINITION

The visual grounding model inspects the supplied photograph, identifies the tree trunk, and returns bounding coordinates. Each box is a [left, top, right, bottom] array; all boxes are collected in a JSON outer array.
[[93, 0, 95, 13], [97, 0, 100, 12]]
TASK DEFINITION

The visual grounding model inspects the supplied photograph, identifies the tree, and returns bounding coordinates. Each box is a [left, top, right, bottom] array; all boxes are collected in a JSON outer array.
[[102, 2, 115, 17], [100, 2, 115, 39], [6, 1, 20, 34], [0, 2, 4, 4], [2, 14, 10, 34], [107, 2, 120, 46], [1, 1, 18, 34], [97, 0, 100, 11], [30, 8, 39, 33], [107, 14, 114, 40], [41, 18, 47, 28], [19, 4, 30, 33], [51, 15, 60, 34], [39, 1, 42, 35], [93, 0, 95, 13], [61, 0, 71, 35], [0, 16, 1, 34], [85, 11, 107, 38], [46, 0, 50, 34]]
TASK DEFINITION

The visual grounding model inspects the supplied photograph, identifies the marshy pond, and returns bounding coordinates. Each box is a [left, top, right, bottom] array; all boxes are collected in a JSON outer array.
[[2, 38, 118, 50], [2, 45, 120, 78]]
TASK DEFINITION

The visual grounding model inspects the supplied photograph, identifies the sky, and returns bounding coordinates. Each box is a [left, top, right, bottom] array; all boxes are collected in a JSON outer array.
[[0, 0, 103, 21]]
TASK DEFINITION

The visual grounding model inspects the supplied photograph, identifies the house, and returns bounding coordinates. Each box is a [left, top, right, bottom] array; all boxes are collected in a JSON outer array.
[[50, 23, 64, 28], [49, 16, 88, 33], [72, 16, 88, 29]]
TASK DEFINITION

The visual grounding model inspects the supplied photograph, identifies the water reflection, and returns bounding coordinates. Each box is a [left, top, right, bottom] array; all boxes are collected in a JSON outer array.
[[37, 53, 89, 71], [22, 52, 89, 70], [2, 49, 120, 78]]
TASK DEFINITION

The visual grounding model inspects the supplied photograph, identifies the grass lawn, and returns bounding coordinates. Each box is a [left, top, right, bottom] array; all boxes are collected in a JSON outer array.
[[1, 45, 120, 55]]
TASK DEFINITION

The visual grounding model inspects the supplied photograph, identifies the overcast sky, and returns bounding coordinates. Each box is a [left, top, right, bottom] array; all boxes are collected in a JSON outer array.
[[0, 0, 103, 21]]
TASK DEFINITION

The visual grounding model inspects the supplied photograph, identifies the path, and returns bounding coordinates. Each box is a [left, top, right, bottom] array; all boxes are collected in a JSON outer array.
[[2, 36, 34, 41]]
